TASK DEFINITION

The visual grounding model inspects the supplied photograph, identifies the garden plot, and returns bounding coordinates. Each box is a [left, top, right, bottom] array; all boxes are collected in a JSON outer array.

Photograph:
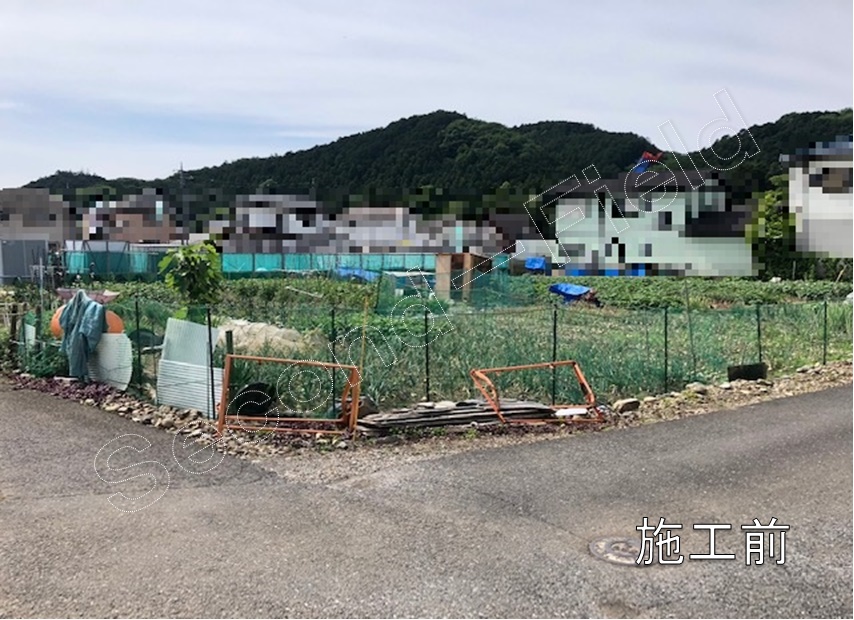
[[216, 319, 326, 355]]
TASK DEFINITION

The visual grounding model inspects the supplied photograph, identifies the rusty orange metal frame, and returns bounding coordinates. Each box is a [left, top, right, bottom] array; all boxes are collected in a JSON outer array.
[[469, 360, 601, 425], [216, 354, 361, 437]]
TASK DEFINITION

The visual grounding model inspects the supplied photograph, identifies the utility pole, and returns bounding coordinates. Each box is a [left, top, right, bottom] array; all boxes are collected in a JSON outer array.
[[176, 162, 192, 245], [179, 163, 186, 245]]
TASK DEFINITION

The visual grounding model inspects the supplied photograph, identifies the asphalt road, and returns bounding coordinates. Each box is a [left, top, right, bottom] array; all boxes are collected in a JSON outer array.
[[0, 381, 851, 618]]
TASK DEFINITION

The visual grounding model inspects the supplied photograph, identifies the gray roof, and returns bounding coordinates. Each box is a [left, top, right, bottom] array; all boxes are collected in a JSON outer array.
[[780, 135, 853, 166], [547, 170, 724, 198]]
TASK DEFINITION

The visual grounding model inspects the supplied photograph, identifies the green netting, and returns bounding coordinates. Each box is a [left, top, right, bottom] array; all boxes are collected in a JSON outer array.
[[254, 254, 283, 271], [556, 306, 664, 401], [65, 251, 88, 274], [129, 252, 149, 274], [55, 294, 849, 412], [222, 254, 254, 272]]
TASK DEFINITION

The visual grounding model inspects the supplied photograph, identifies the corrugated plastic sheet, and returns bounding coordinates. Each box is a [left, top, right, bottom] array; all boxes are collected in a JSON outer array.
[[88, 333, 133, 391], [157, 317, 223, 417], [157, 359, 223, 417], [161, 318, 218, 366]]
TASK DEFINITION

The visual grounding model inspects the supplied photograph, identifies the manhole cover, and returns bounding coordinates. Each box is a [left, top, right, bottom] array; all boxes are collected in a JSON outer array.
[[589, 537, 643, 566]]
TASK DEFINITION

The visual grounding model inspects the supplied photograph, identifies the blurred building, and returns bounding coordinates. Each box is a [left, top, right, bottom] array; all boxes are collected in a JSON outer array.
[[780, 135, 853, 258]]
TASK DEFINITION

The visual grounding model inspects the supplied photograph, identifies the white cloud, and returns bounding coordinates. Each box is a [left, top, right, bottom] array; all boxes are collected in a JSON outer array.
[[0, 0, 850, 185]]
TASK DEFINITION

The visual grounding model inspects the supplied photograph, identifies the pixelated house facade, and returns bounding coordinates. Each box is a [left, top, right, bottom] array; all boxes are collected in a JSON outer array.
[[82, 191, 177, 244], [548, 170, 754, 276], [780, 135, 852, 259], [222, 194, 511, 256], [0, 188, 74, 244]]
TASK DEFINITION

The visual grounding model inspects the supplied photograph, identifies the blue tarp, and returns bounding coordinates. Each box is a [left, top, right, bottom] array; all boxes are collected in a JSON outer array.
[[548, 283, 591, 303], [631, 160, 652, 173], [525, 257, 547, 271], [334, 267, 380, 283]]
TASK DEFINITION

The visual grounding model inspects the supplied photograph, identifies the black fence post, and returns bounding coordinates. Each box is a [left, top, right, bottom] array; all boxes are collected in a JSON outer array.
[[330, 306, 336, 397], [551, 306, 557, 405], [424, 307, 431, 402], [35, 304, 43, 354], [822, 299, 828, 365], [134, 295, 142, 389], [206, 306, 216, 420], [684, 281, 696, 380], [663, 306, 669, 393], [755, 304, 763, 365], [8, 302, 19, 365]]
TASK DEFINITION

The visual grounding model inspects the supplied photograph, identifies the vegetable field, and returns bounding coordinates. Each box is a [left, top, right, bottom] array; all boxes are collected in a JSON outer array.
[[3, 276, 851, 413]]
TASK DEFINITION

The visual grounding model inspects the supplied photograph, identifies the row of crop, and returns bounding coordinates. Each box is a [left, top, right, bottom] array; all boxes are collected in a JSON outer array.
[[511, 276, 853, 309], [8, 274, 850, 313]]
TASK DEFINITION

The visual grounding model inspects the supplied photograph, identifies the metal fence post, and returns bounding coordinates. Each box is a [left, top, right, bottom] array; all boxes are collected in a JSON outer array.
[[755, 303, 763, 365], [424, 307, 431, 402], [663, 306, 669, 393], [206, 306, 216, 420], [822, 299, 828, 365], [330, 306, 336, 397], [35, 304, 43, 354], [134, 295, 142, 389], [9, 302, 19, 365], [551, 306, 557, 405], [684, 280, 696, 380]]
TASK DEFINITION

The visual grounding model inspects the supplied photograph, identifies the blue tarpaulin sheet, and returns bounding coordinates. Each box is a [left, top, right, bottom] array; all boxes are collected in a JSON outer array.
[[548, 283, 591, 303], [525, 257, 547, 271], [334, 267, 380, 283]]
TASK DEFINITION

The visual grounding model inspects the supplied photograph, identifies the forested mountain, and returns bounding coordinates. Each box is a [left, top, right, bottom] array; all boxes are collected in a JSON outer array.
[[156, 111, 657, 194], [25, 108, 851, 204]]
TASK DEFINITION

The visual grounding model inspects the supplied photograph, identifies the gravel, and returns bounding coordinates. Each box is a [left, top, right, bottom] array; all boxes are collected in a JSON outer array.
[[6, 360, 852, 486]]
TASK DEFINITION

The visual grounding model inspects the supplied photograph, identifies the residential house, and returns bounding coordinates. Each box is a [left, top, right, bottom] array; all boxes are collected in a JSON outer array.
[[539, 170, 754, 276], [780, 135, 852, 258]]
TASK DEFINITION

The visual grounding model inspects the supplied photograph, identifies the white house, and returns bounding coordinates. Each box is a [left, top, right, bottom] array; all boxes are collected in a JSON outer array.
[[542, 170, 754, 276], [780, 136, 852, 258]]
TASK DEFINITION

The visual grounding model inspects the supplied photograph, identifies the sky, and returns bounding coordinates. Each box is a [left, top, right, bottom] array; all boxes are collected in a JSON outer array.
[[0, 0, 851, 189]]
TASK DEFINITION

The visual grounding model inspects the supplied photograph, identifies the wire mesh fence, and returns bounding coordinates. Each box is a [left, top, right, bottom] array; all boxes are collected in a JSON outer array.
[[2, 293, 851, 418]]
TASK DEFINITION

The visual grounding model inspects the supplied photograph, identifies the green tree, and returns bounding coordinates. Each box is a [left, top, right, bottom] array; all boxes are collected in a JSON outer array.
[[157, 242, 224, 323], [745, 174, 795, 277]]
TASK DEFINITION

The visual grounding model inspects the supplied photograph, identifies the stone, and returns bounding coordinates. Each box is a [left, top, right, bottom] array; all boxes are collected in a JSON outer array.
[[419, 401, 435, 409], [334, 440, 349, 450], [435, 400, 456, 409], [103, 403, 121, 412], [160, 417, 175, 430], [374, 435, 403, 446], [669, 391, 682, 398], [83, 398, 95, 406], [719, 382, 732, 390], [613, 398, 641, 413], [686, 382, 708, 396], [796, 365, 810, 373], [642, 396, 656, 403]]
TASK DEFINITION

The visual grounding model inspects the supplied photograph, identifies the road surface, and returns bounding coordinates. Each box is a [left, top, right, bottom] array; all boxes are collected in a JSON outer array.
[[0, 380, 851, 618]]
